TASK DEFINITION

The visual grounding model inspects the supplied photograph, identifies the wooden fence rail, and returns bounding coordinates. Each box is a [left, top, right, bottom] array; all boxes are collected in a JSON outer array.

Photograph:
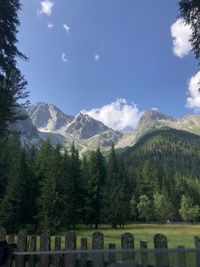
[[0, 227, 199, 267]]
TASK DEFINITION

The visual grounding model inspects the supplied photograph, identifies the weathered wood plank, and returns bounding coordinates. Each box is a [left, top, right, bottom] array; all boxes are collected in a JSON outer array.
[[39, 230, 51, 267], [154, 234, 169, 267], [195, 236, 200, 267], [109, 243, 116, 264], [28, 236, 37, 267], [92, 232, 104, 267], [121, 233, 134, 262], [64, 231, 76, 267], [177, 245, 186, 267], [53, 236, 61, 267], [140, 240, 149, 267], [80, 237, 87, 267], [16, 229, 27, 267]]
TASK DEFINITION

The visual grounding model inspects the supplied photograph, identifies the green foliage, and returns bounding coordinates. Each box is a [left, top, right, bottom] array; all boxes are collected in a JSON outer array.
[[1, 129, 200, 232], [0, 0, 28, 138], [153, 192, 174, 222], [179, 195, 200, 222], [137, 195, 152, 222], [84, 148, 106, 228], [179, 0, 200, 62], [103, 146, 131, 228]]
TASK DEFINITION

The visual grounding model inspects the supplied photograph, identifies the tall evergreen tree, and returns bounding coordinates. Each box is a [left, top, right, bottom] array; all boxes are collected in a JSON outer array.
[[36, 141, 59, 230], [0, 143, 30, 232], [85, 148, 106, 228], [179, 0, 200, 62], [67, 143, 84, 228], [104, 145, 130, 228], [0, 0, 28, 138]]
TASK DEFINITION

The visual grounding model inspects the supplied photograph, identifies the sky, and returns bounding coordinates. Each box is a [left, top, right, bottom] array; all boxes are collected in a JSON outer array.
[[17, 0, 200, 131]]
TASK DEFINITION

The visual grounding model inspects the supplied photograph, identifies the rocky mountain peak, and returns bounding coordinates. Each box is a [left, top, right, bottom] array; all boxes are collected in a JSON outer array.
[[66, 113, 109, 139], [27, 102, 74, 132]]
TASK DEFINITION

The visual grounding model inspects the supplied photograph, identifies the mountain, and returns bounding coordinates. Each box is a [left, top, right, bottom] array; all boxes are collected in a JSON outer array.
[[27, 102, 74, 132], [116, 110, 200, 148], [65, 113, 110, 139], [116, 110, 175, 148], [13, 102, 200, 154], [120, 127, 200, 178], [26, 102, 122, 152], [9, 109, 41, 149]]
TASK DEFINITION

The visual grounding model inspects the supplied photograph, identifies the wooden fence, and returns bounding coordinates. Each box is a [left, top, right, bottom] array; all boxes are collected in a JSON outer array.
[[0, 228, 200, 267]]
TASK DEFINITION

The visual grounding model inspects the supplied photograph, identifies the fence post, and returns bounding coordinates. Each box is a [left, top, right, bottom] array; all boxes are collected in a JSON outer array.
[[177, 245, 186, 267], [195, 236, 200, 267], [16, 229, 27, 267], [65, 231, 76, 267], [121, 233, 134, 262], [53, 236, 61, 267], [92, 232, 104, 267], [80, 237, 87, 267], [154, 234, 169, 267], [140, 240, 149, 267], [39, 230, 51, 267], [109, 243, 116, 264], [0, 228, 6, 241], [29, 236, 37, 267]]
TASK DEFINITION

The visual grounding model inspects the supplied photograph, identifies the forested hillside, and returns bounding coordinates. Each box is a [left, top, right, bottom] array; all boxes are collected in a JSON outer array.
[[1, 129, 200, 233], [121, 127, 200, 178]]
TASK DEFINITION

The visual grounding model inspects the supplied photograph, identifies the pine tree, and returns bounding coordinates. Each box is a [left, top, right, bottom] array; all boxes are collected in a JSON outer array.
[[67, 143, 84, 228], [36, 141, 59, 230], [0, 144, 31, 232], [85, 148, 106, 228], [0, 0, 28, 138], [104, 146, 130, 228]]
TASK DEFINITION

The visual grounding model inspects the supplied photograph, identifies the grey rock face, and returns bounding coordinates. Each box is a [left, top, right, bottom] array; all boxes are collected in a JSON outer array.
[[65, 113, 110, 139], [27, 102, 74, 132], [9, 108, 41, 148], [134, 110, 175, 138]]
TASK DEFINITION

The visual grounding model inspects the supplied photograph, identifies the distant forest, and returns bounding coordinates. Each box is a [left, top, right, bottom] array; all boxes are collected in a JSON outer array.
[[1, 128, 200, 233]]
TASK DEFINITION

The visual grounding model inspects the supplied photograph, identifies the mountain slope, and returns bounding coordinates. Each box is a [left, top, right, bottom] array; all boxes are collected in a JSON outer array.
[[116, 110, 200, 148], [27, 102, 74, 132], [65, 113, 110, 139], [120, 127, 200, 178]]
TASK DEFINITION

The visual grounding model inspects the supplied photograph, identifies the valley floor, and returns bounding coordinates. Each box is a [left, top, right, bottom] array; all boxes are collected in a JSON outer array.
[[68, 223, 200, 249]]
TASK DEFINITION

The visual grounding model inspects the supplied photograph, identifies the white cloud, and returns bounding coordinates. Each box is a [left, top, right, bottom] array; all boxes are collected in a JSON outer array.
[[39, 0, 54, 16], [83, 98, 143, 131], [63, 24, 71, 36], [186, 71, 200, 110], [62, 52, 68, 63], [171, 18, 192, 58], [47, 22, 54, 29], [94, 54, 100, 61], [151, 107, 158, 111]]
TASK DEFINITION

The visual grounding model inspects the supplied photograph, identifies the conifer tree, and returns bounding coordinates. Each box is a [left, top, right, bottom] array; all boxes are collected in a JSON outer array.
[[0, 0, 28, 138], [0, 143, 30, 232], [36, 141, 59, 230], [104, 145, 130, 228], [85, 148, 106, 228], [67, 143, 84, 228]]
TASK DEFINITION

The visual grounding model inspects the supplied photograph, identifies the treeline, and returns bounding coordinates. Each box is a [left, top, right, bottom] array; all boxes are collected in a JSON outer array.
[[0, 134, 200, 233]]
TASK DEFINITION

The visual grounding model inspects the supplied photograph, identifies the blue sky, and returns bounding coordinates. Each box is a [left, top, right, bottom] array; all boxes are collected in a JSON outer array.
[[17, 0, 200, 130]]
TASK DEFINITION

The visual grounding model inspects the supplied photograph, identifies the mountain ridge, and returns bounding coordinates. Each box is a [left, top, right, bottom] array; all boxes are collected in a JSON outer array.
[[11, 101, 200, 152]]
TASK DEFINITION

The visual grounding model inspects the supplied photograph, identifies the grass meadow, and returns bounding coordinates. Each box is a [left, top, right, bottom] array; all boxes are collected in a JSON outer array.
[[50, 223, 200, 250]]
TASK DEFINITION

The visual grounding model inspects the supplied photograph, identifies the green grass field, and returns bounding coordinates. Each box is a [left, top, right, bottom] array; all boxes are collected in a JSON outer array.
[[68, 224, 200, 249]]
